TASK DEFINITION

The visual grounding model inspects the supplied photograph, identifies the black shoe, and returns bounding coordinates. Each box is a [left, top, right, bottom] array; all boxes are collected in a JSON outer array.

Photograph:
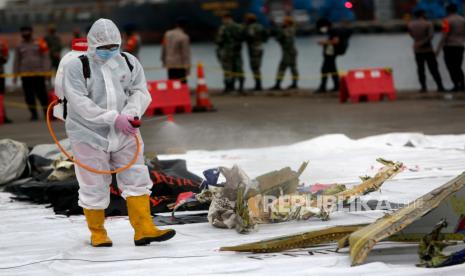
[[419, 89, 427, 93], [269, 84, 281, 91], [254, 80, 263, 91], [437, 87, 446, 93], [287, 84, 298, 90], [4, 117, 13, 124], [30, 115, 39, 122], [314, 89, 327, 94]]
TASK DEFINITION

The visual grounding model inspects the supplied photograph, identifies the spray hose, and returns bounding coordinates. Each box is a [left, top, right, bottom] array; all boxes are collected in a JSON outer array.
[[46, 100, 141, 175]]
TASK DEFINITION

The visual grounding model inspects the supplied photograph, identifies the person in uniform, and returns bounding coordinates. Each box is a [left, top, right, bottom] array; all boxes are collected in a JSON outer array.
[[44, 24, 63, 71], [161, 18, 191, 84], [243, 13, 268, 92], [408, 9, 444, 92], [271, 16, 298, 91], [13, 26, 51, 121], [216, 13, 245, 93], [438, 4, 465, 92]]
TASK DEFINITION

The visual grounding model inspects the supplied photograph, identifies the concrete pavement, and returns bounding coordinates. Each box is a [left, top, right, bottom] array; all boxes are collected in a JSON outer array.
[[1, 92, 465, 154]]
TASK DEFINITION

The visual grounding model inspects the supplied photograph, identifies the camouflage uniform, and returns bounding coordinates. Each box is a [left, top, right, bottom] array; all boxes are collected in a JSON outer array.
[[273, 24, 298, 89], [216, 21, 244, 92], [44, 33, 62, 71], [244, 22, 268, 90]]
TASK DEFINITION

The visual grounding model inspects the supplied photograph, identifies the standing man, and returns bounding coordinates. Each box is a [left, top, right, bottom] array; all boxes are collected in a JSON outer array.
[[44, 24, 63, 71], [63, 18, 175, 247], [0, 37, 11, 123], [124, 26, 141, 58], [408, 9, 445, 93], [438, 4, 465, 92], [271, 16, 298, 90], [13, 26, 51, 121], [315, 18, 351, 93], [243, 13, 268, 91], [161, 18, 191, 84], [216, 13, 244, 93]]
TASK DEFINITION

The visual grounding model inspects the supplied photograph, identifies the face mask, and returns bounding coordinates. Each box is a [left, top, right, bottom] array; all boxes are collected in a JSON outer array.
[[95, 48, 119, 60], [320, 27, 329, 34]]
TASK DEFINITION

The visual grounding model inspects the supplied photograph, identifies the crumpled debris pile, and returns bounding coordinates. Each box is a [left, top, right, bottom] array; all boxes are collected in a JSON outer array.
[[205, 158, 402, 234]]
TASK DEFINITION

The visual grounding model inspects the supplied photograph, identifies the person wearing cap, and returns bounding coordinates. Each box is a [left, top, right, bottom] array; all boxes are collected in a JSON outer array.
[[44, 24, 63, 71], [243, 13, 268, 92], [438, 3, 465, 92], [408, 9, 444, 93], [270, 16, 298, 90], [161, 17, 191, 84], [13, 26, 51, 121]]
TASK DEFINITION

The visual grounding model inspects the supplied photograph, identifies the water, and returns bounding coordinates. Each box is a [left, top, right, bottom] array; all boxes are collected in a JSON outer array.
[[3, 33, 458, 91], [143, 117, 186, 153], [137, 33, 456, 91]]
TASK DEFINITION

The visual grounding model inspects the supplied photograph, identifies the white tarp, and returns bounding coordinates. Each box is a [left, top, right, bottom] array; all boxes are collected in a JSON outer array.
[[1, 133, 465, 275]]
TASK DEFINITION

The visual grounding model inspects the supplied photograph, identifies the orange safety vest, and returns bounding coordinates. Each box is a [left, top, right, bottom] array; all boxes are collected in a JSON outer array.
[[442, 19, 451, 34], [37, 38, 49, 54], [0, 39, 8, 59], [125, 35, 139, 53]]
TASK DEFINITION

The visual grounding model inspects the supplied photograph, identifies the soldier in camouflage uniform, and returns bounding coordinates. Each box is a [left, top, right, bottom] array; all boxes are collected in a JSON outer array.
[[243, 13, 268, 91], [271, 16, 299, 90], [216, 13, 244, 93]]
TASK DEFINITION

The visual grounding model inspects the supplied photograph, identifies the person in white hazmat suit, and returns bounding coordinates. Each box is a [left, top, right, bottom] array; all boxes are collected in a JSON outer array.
[[63, 18, 175, 247]]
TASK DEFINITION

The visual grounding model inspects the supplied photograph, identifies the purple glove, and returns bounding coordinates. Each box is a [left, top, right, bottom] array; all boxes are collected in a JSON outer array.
[[115, 114, 137, 136]]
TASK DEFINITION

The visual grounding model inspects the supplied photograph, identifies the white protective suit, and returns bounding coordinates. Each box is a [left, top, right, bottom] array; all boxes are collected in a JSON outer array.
[[63, 19, 152, 209]]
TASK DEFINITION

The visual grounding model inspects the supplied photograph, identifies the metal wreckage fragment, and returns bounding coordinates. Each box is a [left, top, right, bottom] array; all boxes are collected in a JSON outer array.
[[347, 172, 465, 266], [220, 171, 465, 268], [220, 160, 465, 267], [220, 224, 367, 253], [220, 158, 403, 251]]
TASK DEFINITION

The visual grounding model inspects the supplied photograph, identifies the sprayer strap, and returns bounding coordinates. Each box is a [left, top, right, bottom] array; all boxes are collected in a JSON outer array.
[[78, 55, 91, 79], [121, 52, 134, 72]]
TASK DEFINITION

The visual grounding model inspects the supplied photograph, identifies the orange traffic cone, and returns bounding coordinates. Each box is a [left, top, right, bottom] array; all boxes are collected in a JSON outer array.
[[193, 62, 215, 112]]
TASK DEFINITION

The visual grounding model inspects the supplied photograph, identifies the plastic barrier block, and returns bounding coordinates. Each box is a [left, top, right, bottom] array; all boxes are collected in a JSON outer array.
[[145, 80, 192, 116], [340, 68, 396, 103]]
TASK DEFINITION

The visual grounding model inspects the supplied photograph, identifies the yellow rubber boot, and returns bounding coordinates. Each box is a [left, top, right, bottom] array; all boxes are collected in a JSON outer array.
[[126, 195, 176, 246], [83, 209, 113, 247]]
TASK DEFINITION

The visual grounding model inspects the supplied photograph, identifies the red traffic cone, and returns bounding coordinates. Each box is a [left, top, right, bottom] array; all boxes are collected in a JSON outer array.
[[193, 62, 215, 112]]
